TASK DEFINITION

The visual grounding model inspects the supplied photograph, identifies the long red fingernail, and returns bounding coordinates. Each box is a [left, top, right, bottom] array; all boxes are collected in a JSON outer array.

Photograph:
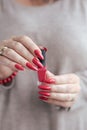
[[38, 85, 51, 90], [39, 91, 50, 96], [39, 96, 48, 100], [34, 49, 44, 60], [44, 78, 55, 84], [15, 64, 24, 71], [32, 57, 43, 68], [26, 62, 38, 71]]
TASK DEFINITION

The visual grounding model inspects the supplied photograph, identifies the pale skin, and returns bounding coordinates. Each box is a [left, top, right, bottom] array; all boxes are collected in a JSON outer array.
[[0, 0, 80, 108], [39, 71, 80, 108]]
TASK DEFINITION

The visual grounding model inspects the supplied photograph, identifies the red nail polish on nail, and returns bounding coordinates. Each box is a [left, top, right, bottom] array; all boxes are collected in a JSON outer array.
[[44, 78, 55, 84], [39, 91, 50, 96], [26, 62, 38, 71], [34, 50, 44, 60], [38, 85, 51, 90], [15, 64, 24, 71], [32, 57, 43, 68], [39, 96, 48, 100]]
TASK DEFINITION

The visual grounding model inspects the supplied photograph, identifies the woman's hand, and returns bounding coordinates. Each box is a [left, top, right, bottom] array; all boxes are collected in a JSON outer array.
[[38, 71, 80, 108], [0, 36, 43, 79]]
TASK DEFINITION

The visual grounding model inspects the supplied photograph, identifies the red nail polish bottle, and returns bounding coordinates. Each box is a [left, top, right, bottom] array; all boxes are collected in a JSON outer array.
[[37, 47, 47, 82]]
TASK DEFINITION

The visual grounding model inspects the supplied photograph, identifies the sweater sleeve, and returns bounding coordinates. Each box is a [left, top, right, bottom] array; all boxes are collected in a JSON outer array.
[[0, 78, 15, 90]]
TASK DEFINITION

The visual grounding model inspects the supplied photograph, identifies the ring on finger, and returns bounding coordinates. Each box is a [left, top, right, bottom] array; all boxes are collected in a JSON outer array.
[[0, 46, 8, 56]]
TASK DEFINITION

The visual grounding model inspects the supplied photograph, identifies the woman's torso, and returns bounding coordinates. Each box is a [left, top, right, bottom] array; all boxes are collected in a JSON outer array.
[[0, 0, 87, 130]]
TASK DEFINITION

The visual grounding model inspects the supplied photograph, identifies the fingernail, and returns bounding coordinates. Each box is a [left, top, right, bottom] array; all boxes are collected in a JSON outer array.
[[34, 49, 44, 60], [32, 57, 43, 68], [39, 96, 48, 100], [26, 62, 38, 71], [15, 64, 24, 71], [38, 85, 51, 90], [44, 78, 55, 84], [39, 91, 50, 96]]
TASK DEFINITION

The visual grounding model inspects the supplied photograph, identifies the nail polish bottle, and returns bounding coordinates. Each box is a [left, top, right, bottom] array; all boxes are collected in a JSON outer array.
[[37, 48, 70, 111], [37, 47, 47, 82]]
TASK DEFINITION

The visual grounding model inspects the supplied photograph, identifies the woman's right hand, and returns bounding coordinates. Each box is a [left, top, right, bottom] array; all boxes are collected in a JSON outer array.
[[0, 36, 44, 80]]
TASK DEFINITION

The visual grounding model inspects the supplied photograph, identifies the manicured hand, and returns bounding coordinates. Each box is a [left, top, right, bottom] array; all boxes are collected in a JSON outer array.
[[38, 71, 80, 108], [0, 36, 43, 79]]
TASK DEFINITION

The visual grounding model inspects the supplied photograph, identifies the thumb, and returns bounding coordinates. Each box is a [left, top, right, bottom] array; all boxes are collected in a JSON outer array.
[[46, 70, 55, 79]]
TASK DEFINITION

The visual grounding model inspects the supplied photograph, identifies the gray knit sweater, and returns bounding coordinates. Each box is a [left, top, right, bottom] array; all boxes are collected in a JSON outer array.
[[0, 0, 87, 130]]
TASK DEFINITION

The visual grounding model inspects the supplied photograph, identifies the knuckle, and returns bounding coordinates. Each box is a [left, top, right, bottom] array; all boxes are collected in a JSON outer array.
[[51, 85, 55, 91], [13, 41, 19, 46], [74, 75, 80, 83], [67, 94, 71, 101], [68, 74, 80, 83], [18, 58, 25, 65], [52, 93, 57, 98], [68, 85, 74, 92], [65, 85, 70, 92], [64, 102, 71, 107], [21, 35, 33, 43], [14, 42, 22, 49], [21, 35, 28, 40], [5, 48, 12, 55], [68, 74, 75, 83]]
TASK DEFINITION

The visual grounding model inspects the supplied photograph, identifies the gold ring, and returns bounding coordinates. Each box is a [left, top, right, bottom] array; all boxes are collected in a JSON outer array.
[[0, 46, 8, 56]]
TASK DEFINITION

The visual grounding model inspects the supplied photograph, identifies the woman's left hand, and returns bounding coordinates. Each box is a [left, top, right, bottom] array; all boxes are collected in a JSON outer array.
[[38, 71, 80, 108]]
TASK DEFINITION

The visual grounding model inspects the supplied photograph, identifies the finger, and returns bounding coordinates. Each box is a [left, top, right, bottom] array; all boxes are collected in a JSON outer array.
[[2, 47, 38, 71], [4, 40, 34, 62], [0, 56, 24, 71], [45, 71, 80, 84], [51, 74, 80, 84], [38, 83, 80, 93], [12, 36, 44, 59], [4, 40, 43, 68], [50, 84, 80, 93], [0, 64, 13, 79], [39, 92, 77, 102], [46, 71, 54, 78], [39, 97, 74, 108]]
